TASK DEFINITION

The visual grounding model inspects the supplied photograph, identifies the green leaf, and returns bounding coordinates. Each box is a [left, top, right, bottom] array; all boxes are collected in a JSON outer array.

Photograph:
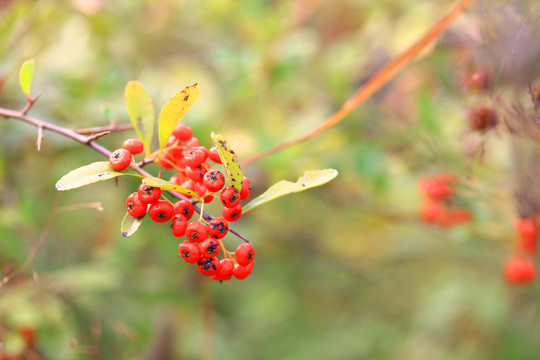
[[158, 83, 199, 151], [102, 105, 117, 123], [243, 169, 338, 213], [121, 212, 144, 237], [211, 132, 243, 190], [55, 161, 142, 191], [142, 177, 200, 200], [125, 81, 155, 157], [19, 59, 34, 98]]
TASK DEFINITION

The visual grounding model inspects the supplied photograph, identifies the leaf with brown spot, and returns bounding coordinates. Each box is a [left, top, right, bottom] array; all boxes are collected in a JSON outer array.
[[243, 169, 338, 213], [211, 132, 243, 190], [158, 83, 199, 152], [142, 177, 200, 200]]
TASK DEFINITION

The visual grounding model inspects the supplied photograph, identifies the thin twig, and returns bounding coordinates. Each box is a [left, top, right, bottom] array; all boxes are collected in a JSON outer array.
[[241, 0, 476, 167], [75, 123, 134, 134]]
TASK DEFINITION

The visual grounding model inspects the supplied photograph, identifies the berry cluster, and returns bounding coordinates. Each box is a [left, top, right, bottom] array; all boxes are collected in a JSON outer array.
[[418, 173, 472, 227], [504, 218, 537, 285], [110, 123, 255, 281]]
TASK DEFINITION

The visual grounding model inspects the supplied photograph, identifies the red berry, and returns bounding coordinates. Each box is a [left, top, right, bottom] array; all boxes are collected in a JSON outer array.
[[148, 200, 174, 222], [222, 204, 242, 222], [232, 262, 254, 280], [170, 173, 184, 185], [172, 214, 188, 237], [179, 241, 200, 263], [121, 138, 144, 154], [200, 239, 221, 259], [203, 170, 225, 193], [208, 217, 228, 239], [137, 183, 162, 204], [126, 192, 147, 217], [186, 221, 208, 242], [212, 258, 234, 281], [173, 123, 193, 141], [418, 176, 453, 201], [109, 148, 132, 170], [505, 256, 536, 284], [208, 146, 222, 163], [235, 243, 254, 266], [184, 147, 208, 167], [240, 176, 251, 200], [186, 165, 206, 182], [220, 186, 240, 208], [185, 137, 200, 148], [516, 218, 537, 254], [202, 194, 214, 203], [198, 257, 221, 276], [174, 200, 195, 220]]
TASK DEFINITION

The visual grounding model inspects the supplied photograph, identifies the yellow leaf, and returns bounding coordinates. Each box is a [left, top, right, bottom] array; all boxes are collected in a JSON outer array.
[[142, 177, 200, 200], [211, 132, 243, 191], [125, 81, 155, 157]]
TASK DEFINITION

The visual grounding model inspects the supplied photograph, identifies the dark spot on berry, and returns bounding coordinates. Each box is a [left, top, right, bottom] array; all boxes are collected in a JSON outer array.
[[144, 186, 154, 195], [158, 212, 167, 219], [207, 244, 218, 254], [182, 250, 191, 258], [247, 252, 253, 261]]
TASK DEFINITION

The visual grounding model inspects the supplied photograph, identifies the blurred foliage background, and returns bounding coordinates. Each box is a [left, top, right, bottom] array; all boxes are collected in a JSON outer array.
[[1, 0, 540, 359]]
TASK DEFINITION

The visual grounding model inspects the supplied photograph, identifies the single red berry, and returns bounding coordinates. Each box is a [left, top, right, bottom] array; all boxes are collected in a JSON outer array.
[[211, 258, 234, 281], [220, 186, 241, 208], [173, 123, 193, 141], [109, 148, 132, 170], [208, 217, 228, 239], [198, 257, 221, 276], [173, 200, 195, 220], [200, 239, 221, 259], [148, 200, 174, 222], [504, 256, 536, 284], [208, 146, 222, 163], [121, 138, 144, 154], [240, 176, 251, 200], [126, 192, 147, 217], [235, 243, 254, 266], [222, 204, 242, 222], [203, 170, 225, 193], [186, 221, 208, 242], [202, 194, 214, 203], [179, 241, 200, 263], [232, 261, 254, 280], [516, 218, 537, 254], [172, 214, 188, 237], [186, 165, 206, 182], [184, 147, 208, 167], [418, 175, 454, 201], [137, 183, 162, 204], [170, 173, 184, 185], [185, 137, 199, 148]]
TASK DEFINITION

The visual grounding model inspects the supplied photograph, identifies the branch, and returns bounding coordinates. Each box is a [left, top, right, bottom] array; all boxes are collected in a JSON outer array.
[[241, 0, 476, 166]]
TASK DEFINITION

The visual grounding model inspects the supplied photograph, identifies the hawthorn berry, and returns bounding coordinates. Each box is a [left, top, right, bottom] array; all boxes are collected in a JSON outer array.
[[222, 204, 242, 222], [211, 258, 234, 281], [148, 200, 174, 222], [184, 147, 207, 167], [185, 137, 199, 148], [208, 146, 221, 163], [505, 256, 536, 284], [220, 186, 241, 208], [240, 176, 251, 200], [516, 218, 537, 254], [186, 221, 208, 242], [179, 241, 200, 263], [200, 239, 221, 259], [186, 165, 206, 182], [170, 173, 184, 185], [208, 217, 228, 239], [232, 262, 254, 280], [109, 148, 132, 170], [235, 243, 255, 266], [173, 123, 193, 141], [121, 138, 144, 154], [171, 214, 188, 237], [137, 183, 161, 204], [202, 194, 214, 204], [126, 192, 147, 218], [158, 151, 175, 169], [173, 200, 194, 220], [198, 257, 221, 276], [203, 170, 225, 193], [418, 176, 453, 201]]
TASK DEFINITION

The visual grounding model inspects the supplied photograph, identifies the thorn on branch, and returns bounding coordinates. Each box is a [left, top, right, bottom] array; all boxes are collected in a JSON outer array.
[[86, 131, 111, 142], [36, 125, 43, 151], [21, 93, 41, 115]]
